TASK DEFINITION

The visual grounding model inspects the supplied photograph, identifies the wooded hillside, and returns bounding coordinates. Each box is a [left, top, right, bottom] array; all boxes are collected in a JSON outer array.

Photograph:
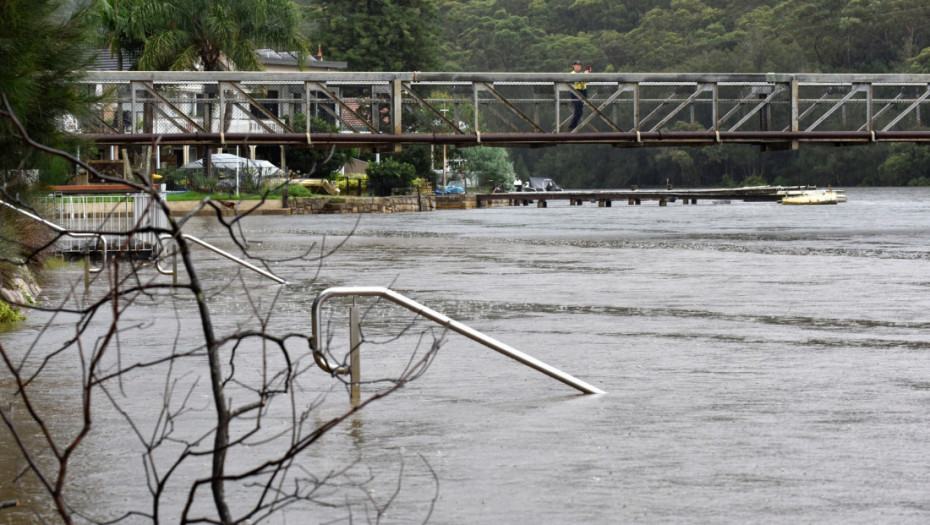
[[430, 0, 930, 188]]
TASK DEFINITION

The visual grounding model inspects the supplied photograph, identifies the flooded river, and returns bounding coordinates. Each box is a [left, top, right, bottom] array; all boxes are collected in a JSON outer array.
[[3, 187, 930, 523]]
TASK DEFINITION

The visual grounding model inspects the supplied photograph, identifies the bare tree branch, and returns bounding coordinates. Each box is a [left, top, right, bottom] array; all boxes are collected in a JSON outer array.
[[1, 91, 441, 525]]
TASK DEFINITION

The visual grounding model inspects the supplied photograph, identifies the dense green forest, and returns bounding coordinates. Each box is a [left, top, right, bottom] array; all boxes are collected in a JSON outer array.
[[86, 0, 930, 187], [301, 0, 930, 188]]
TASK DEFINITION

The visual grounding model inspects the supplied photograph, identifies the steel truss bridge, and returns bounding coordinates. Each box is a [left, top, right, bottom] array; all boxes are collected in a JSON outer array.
[[77, 71, 930, 149]]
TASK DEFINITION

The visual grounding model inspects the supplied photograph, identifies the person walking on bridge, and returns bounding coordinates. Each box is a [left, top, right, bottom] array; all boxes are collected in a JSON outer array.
[[569, 60, 590, 131]]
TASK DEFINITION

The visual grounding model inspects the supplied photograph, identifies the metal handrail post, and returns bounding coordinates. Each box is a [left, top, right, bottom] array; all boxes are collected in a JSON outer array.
[[88, 236, 107, 276], [154, 233, 177, 280], [349, 304, 361, 406], [311, 286, 605, 395]]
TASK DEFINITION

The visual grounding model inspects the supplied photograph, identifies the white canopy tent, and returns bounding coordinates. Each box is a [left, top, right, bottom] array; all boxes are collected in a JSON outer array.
[[180, 153, 285, 194], [180, 153, 284, 175]]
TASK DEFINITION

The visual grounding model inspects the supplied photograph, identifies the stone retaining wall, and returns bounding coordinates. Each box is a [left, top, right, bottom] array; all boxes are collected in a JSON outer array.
[[435, 194, 478, 210], [288, 195, 435, 214], [166, 194, 510, 215], [167, 199, 289, 216], [0, 267, 40, 318]]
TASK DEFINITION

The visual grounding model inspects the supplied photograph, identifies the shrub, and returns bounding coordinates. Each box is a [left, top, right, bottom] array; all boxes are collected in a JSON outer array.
[[334, 173, 368, 194], [0, 300, 25, 324], [161, 168, 190, 191], [190, 172, 218, 193], [285, 184, 312, 197], [366, 158, 416, 196]]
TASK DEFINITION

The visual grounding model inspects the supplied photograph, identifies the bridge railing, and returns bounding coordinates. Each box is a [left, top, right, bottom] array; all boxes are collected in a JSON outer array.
[[76, 72, 930, 147]]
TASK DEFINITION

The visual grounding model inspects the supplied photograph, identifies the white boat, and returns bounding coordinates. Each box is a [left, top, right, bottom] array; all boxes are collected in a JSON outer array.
[[781, 189, 845, 205]]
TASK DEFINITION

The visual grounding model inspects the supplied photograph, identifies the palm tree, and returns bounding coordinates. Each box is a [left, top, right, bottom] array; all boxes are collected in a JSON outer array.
[[131, 0, 309, 71], [97, 0, 145, 71]]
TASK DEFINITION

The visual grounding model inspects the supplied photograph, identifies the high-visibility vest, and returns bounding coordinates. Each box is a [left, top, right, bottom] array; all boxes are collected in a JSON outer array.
[[571, 70, 587, 90]]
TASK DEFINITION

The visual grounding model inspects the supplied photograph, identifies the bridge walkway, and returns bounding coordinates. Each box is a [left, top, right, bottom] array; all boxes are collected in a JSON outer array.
[[76, 72, 930, 149]]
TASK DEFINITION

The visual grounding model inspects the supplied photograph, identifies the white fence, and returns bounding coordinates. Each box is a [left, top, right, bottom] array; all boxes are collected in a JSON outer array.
[[42, 192, 169, 254]]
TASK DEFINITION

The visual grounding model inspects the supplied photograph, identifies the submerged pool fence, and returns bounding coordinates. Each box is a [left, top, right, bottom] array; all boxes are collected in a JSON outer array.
[[41, 192, 169, 255]]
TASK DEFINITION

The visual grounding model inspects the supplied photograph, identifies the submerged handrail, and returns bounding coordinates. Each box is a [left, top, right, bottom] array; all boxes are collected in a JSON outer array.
[[155, 233, 287, 284], [0, 198, 105, 274], [1, 198, 285, 284], [311, 286, 605, 395]]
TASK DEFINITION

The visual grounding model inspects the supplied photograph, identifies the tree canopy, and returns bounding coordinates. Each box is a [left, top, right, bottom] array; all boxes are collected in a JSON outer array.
[[0, 0, 97, 182], [423, 0, 930, 188], [131, 0, 309, 71], [457, 146, 516, 189], [435, 0, 930, 75], [301, 0, 441, 71]]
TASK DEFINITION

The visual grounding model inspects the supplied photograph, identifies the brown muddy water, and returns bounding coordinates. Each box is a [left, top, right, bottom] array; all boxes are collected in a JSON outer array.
[[2, 187, 930, 523]]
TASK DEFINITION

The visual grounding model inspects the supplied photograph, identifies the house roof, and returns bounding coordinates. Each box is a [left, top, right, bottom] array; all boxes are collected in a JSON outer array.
[[86, 48, 347, 71], [88, 49, 133, 71], [254, 49, 347, 70]]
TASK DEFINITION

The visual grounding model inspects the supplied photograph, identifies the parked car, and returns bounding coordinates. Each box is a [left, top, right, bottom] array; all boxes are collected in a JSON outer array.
[[524, 177, 562, 191]]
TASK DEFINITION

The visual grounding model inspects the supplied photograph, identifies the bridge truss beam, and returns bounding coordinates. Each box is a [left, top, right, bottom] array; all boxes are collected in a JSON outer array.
[[76, 71, 930, 149]]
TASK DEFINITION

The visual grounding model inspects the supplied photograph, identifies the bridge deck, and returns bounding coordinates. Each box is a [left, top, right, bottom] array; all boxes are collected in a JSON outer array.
[[76, 71, 930, 148]]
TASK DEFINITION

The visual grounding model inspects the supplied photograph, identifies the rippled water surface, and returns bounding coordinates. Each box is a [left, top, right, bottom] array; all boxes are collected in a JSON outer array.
[[3, 187, 930, 523]]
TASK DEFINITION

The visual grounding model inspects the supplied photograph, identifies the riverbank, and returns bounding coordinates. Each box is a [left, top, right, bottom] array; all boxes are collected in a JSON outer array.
[[0, 266, 40, 324], [165, 193, 495, 216]]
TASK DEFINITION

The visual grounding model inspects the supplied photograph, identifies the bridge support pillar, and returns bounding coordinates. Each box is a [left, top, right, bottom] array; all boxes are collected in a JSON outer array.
[[659, 198, 667, 206], [537, 200, 547, 208], [598, 200, 612, 207]]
